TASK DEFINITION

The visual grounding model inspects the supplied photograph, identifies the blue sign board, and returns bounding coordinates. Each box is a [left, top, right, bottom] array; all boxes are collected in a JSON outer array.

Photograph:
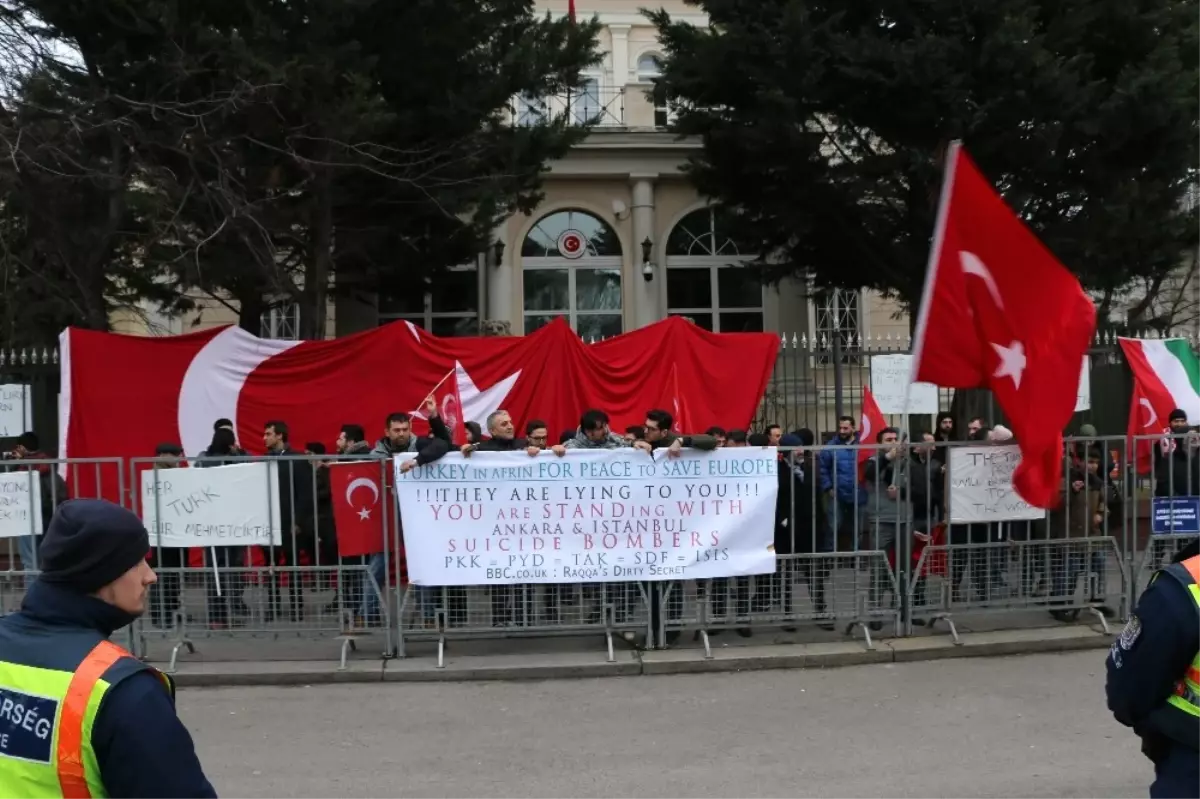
[[1151, 496, 1200, 535]]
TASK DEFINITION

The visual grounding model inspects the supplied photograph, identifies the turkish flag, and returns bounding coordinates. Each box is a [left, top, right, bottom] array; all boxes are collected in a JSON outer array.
[[412, 365, 467, 445], [1127, 383, 1168, 475], [59, 317, 778, 502], [858, 385, 887, 474], [911, 143, 1096, 508], [330, 461, 390, 558]]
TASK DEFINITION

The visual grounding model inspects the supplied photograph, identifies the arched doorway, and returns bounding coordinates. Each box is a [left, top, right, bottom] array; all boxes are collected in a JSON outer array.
[[520, 209, 623, 340], [664, 207, 763, 332]]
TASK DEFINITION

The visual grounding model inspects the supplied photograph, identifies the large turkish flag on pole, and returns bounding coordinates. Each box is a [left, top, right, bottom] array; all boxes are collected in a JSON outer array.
[[910, 142, 1096, 508]]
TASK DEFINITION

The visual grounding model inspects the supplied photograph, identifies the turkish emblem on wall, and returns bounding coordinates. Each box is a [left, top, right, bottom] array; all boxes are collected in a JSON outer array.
[[556, 229, 587, 259]]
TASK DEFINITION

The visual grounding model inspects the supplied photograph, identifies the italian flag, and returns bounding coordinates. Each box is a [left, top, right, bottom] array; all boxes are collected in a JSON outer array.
[[1119, 337, 1200, 472]]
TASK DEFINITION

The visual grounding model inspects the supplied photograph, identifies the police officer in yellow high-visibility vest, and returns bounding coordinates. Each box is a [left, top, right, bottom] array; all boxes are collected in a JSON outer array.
[[1107, 539, 1200, 799], [0, 498, 215, 798]]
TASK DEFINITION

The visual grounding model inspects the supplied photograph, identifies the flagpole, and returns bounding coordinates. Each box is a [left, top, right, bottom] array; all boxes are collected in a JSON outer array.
[[907, 139, 962, 395], [901, 139, 960, 634]]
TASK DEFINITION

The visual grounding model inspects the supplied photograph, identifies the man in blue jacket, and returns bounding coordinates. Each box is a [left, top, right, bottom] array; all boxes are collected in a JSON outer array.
[[0, 499, 216, 798], [818, 415, 866, 553]]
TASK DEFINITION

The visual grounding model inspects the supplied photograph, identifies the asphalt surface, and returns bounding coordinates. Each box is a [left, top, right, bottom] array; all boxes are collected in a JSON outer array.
[[182, 651, 1148, 798]]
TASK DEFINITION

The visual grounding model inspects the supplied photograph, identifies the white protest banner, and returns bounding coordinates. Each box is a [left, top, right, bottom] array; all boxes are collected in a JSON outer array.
[[869, 354, 939, 414], [141, 462, 283, 547], [1075, 356, 1091, 412], [0, 471, 42, 537], [395, 449, 779, 586], [948, 445, 1045, 523], [0, 385, 32, 437]]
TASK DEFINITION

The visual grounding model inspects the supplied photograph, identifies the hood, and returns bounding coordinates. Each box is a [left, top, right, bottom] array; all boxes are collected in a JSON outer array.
[[19, 579, 141, 637], [570, 429, 628, 449], [344, 440, 373, 456]]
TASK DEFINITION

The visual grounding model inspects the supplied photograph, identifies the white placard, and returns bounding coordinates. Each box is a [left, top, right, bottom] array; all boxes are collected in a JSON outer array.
[[870, 354, 939, 414], [948, 445, 1046, 523], [0, 385, 32, 437], [1075, 356, 1091, 412], [395, 449, 779, 586], [0, 471, 42, 537], [141, 462, 283, 547]]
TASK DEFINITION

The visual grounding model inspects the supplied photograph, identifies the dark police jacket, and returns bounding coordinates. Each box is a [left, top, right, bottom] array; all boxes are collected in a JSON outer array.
[[0, 581, 216, 797], [1106, 542, 1200, 756]]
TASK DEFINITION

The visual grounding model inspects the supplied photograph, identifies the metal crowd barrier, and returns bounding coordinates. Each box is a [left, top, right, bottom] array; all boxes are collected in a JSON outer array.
[[130, 454, 395, 671], [0, 457, 133, 651], [1, 436, 1198, 668], [396, 581, 653, 666]]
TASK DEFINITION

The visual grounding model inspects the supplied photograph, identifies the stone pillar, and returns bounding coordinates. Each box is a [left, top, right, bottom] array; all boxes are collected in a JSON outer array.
[[487, 222, 514, 330], [609, 24, 630, 89], [630, 175, 658, 329]]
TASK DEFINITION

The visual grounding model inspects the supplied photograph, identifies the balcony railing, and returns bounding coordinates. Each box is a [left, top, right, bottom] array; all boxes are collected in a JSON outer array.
[[509, 85, 626, 128]]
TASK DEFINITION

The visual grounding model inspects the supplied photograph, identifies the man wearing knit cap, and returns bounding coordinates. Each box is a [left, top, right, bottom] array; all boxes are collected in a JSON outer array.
[[0, 499, 215, 798]]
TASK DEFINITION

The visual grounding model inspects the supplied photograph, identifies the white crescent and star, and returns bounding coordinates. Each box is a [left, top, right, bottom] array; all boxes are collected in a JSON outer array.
[[1139, 397, 1159, 429], [960, 251, 1025, 391], [345, 476, 379, 520], [177, 327, 301, 457]]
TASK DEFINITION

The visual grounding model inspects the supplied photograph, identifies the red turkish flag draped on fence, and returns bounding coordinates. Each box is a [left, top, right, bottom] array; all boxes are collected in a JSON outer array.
[[330, 461, 390, 558], [910, 143, 1096, 508], [59, 317, 778, 502], [858, 385, 887, 474]]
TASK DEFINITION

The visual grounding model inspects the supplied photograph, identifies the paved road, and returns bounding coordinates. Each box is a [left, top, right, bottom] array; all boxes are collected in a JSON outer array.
[[182, 651, 1147, 798]]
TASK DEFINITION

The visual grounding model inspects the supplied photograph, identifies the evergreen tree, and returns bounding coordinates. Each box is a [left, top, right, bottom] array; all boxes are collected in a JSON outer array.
[[648, 0, 1198, 318]]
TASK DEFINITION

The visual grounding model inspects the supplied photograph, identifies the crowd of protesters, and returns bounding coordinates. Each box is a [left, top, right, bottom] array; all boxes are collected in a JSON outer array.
[[4, 401, 1199, 641]]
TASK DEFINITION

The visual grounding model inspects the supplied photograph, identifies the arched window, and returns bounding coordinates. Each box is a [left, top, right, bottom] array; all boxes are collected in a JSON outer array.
[[521, 209, 623, 340], [665, 207, 763, 333], [636, 53, 660, 81], [635, 52, 670, 128]]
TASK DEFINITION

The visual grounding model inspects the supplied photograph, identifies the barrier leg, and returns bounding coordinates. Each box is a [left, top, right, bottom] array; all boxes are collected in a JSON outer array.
[[1086, 605, 1112, 635], [435, 609, 447, 670], [338, 637, 356, 671], [926, 583, 961, 645], [602, 602, 615, 664], [165, 609, 195, 674]]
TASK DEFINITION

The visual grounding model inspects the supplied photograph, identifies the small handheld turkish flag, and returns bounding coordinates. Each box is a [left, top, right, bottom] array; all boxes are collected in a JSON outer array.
[[1126, 383, 1168, 476], [331, 461, 389, 558], [411, 366, 467, 446], [911, 143, 1096, 508], [858, 385, 888, 474]]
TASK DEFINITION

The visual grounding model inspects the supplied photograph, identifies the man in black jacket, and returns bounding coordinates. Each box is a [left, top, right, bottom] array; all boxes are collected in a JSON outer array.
[[263, 420, 316, 621], [776, 432, 831, 630], [636, 409, 719, 454]]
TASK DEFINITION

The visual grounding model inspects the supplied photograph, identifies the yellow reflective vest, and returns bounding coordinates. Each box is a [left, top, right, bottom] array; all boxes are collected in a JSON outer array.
[[0, 638, 173, 798], [1162, 555, 1200, 725]]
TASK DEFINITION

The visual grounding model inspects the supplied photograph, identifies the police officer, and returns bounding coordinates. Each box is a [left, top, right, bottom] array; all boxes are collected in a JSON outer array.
[[1106, 538, 1200, 798], [0, 499, 216, 798]]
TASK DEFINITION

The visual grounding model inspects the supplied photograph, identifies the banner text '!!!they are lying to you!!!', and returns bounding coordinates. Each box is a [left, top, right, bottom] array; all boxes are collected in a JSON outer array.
[[394, 449, 780, 586]]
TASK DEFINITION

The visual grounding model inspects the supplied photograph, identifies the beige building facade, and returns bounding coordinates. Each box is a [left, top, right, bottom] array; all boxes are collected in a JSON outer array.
[[122, 0, 904, 348]]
